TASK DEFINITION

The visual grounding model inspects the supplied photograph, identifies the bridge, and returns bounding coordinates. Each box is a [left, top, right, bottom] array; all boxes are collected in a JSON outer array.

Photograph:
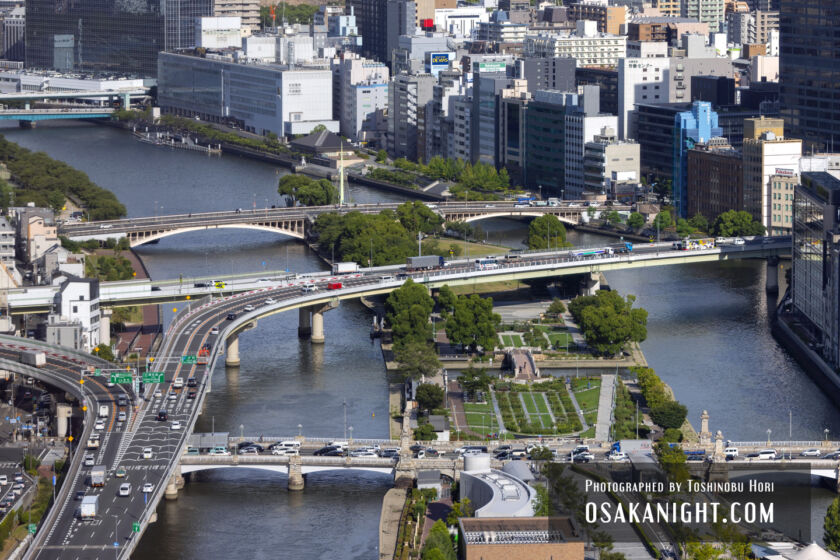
[[0, 107, 116, 121], [58, 201, 630, 247]]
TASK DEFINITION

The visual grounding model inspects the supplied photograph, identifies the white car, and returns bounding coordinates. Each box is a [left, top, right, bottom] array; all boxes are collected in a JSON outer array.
[[142, 483, 154, 493], [243, 304, 255, 312], [801, 448, 822, 457], [173, 377, 184, 389], [264, 298, 276, 305], [271, 448, 298, 456], [733, 237, 746, 245], [84, 454, 95, 467], [210, 327, 220, 335], [168, 392, 177, 401], [608, 452, 629, 462], [0, 475, 7, 486], [350, 451, 378, 457], [154, 390, 163, 399], [117, 411, 127, 422], [118, 483, 131, 497], [171, 421, 182, 430], [142, 448, 153, 459], [94, 420, 106, 431]]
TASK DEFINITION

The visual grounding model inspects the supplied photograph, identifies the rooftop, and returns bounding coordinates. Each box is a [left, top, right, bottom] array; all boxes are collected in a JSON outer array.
[[463, 466, 536, 517], [459, 516, 581, 545]]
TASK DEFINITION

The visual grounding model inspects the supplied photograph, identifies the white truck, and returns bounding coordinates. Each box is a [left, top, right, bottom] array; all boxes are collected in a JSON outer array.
[[19, 350, 46, 368], [79, 495, 98, 518], [98, 405, 109, 418], [332, 262, 359, 274], [90, 466, 106, 487]]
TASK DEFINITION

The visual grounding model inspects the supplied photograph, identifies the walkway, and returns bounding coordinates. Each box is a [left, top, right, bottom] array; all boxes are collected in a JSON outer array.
[[509, 349, 537, 381], [541, 393, 557, 425], [447, 380, 470, 436], [566, 383, 589, 431], [594, 374, 617, 441], [489, 390, 507, 434], [379, 488, 408, 560]]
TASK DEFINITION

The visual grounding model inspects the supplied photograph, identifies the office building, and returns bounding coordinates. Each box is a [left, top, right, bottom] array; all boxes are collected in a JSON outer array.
[[617, 57, 670, 139], [576, 67, 618, 115], [515, 57, 576, 93], [742, 116, 801, 233], [626, 40, 668, 59], [524, 21, 626, 68], [498, 80, 530, 185], [195, 17, 242, 49], [475, 20, 528, 43], [332, 53, 390, 142], [26, 0, 212, 76], [726, 11, 754, 45], [2, 7, 24, 62], [426, 70, 464, 161], [673, 101, 723, 217], [388, 73, 435, 161], [433, 6, 488, 37], [567, 1, 627, 35], [652, 0, 680, 16], [668, 55, 734, 103], [56, 279, 101, 353], [158, 52, 337, 136], [350, 0, 415, 63], [213, 0, 259, 35], [686, 138, 743, 220], [691, 75, 735, 106], [792, 171, 840, 369], [636, 102, 686, 181], [471, 71, 511, 165], [524, 90, 581, 198], [754, 10, 778, 45], [626, 17, 708, 45], [565, 91, 617, 198], [450, 95, 472, 161], [583, 126, 641, 197], [682, 0, 724, 32], [779, 0, 840, 151]]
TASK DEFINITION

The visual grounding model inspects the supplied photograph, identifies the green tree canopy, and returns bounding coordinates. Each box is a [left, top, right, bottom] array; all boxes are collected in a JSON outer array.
[[459, 367, 492, 395], [654, 442, 689, 487], [416, 383, 445, 411], [627, 212, 645, 229], [414, 423, 438, 441], [278, 174, 338, 206], [395, 341, 441, 381], [606, 210, 623, 225], [825, 497, 840, 553], [437, 285, 457, 317], [396, 201, 444, 234], [650, 401, 688, 430], [712, 210, 766, 237], [527, 214, 568, 250], [688, 213, 709, 233], [547, 298, 566, 315], [375, 149, 388, 163], [653, 208, 674, 230], [569, 291, 647, 356], [422, 520, 456, 560], [385, 279, 435, 347], [312, 210, 417, 266], [445, 294, 501, 353]]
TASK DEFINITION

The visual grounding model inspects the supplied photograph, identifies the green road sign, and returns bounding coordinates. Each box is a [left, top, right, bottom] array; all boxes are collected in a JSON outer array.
[[142, 371, 165, 384], [181, 355, 197, 365], [109, 373, 133, 384], [28, 523, 36, 534], [132, 522, 141, 533], [94, 368, 101, 376]]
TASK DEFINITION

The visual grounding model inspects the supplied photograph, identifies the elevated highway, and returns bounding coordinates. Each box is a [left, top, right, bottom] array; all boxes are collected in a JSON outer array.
[[0, 107, 116, 121]]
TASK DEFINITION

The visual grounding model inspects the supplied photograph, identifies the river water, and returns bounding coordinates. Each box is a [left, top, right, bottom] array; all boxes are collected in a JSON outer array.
[[5, 120, 840, 548]]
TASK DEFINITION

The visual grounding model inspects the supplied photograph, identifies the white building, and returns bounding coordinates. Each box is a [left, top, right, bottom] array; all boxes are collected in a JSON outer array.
[[626, 40, 668, 58], [750, 55, 779, 83], [55, 279, 101, 352], [433, 7, 489, 37], [474, 21, 528, 43], [0, 70, 145, 95], [213, 0, 260, 35], [617, 56, 669, 139], [742, 130, 801, 235], [565, 112, 618, 198], [195, 17, 242, 49], [332, 53, 390, 142], [523, 21, 626, 68]]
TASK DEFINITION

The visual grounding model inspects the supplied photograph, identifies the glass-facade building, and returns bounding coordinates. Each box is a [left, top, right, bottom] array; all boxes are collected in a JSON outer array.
[[25, 0, 212, 77], [792, 172, 840, 369], [779, 0, 840, 151]]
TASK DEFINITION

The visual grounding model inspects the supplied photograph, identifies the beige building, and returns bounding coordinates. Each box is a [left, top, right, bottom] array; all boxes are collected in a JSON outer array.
[[458, 517, 584, 560], [769, 173, 797, 236], [754, 10, 778, 45], [567, 1, 627, 35], [652, 0, 680, 17], [583, 126, 641, 197], [214, 0, 260, 35]]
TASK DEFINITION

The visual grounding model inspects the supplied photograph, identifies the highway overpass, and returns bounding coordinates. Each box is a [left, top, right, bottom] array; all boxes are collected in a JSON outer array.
[[0, 107, 116, 121]]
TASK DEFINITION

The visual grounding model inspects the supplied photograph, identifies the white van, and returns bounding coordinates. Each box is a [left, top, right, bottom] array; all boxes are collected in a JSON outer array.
[[173, 377, 184, 389], [98, 405, 109, 418], [279, 441, 301, 449], [724, 447, 738, 458], [757, 449, 776, 460], [301, 285, 318, 293], [733, 237, 746, 245], [329, 441, 349, 449]]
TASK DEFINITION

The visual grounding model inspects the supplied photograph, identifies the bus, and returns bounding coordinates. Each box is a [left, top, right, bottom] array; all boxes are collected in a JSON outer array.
[[474, 258, 499, 270], [572, 248, 610, 257]]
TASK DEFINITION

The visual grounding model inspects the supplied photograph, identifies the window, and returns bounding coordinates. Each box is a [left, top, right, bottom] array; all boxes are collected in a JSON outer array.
[[72, 306, 78, 313]]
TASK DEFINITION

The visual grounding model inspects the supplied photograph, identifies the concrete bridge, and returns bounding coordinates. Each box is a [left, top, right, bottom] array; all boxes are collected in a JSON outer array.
[[0, 107, 116, 122], [58, 201, 629, 247]]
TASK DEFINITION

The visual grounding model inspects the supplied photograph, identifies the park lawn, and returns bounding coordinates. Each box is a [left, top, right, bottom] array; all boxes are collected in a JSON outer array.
[[465, 412, 498, 434], [584, 411, 598, 425], [521, 393, 538, 414], [510, 334, 524, 347], [538, 414, 554, 429], [579, 426, 596, 438], [575, 387, 601, 412], [532, 393, 550, 414], [572, 377, 601, 392], [548, 332, 573, 348], [500, 334, 513, 347], [463, 403, 493, 413]]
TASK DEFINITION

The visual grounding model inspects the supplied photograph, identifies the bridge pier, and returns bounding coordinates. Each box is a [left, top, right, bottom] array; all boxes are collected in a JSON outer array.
[[18, 120, 35, 129], [298, 308, 312, 338], [288, 455, 305, 491], [766, 256, 779, 293], [312, 311, 325, 344], [164, 465, 185, 500], [582, 272, 600, 296], [100, 309, 111, 347], [225, 335, 240, 367]]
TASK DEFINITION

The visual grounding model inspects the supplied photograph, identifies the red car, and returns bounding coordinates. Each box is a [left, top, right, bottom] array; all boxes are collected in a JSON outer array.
[[327, 282, 342, 290]]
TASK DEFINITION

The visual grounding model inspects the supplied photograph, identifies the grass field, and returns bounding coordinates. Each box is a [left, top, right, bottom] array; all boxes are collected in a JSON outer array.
[[499, 333, 523, 348], [575, 387, 601, 412], [533, 393, 550, 414], [547, 332, 574, 348], [521, 393, 538, 414], [463, 402, 499, 435]]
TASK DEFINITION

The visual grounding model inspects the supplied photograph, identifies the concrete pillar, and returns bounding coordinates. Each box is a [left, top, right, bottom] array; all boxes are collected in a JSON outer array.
[[99, 310, 111, 347], [298, 307, 311, 338], [55, 404, 72, 438], [311, 311, 325, 344], [699, 410, 711, 445], [18, 120, 34, 128], [713, 430, 724, 462], [164, 469, 183, 500], [288, 456, 305, 491], [582, 272, 600, 296], [766, 257, 779, 293], [225, 335, 240, 367]]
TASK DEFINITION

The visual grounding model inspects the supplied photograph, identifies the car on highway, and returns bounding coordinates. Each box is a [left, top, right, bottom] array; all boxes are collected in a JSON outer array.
[[115, 467, 127, 478], [173, 377, 184, 389], [210, 326, 220, 335], [237, 441, 257, 450], [142, 448, 153, 459], [118, 483, 131, 497], [733, 237, 746, 245], [142, 483, 154, 493], [171, 421, 182, 430], [327, 282, 342, 290], [209, 446, 231, 456], [75, 490, 85, 501], [323, 449, 345, 457], [270, 448, 298, 456], [823, 452, 840, 460], [243, 304, 255, 312], [226, 313, 236, 320], [801, 448, 822, 457], [117, 411, 127, 422], [264, 298, 276, 305], [0, 475, 6, 486], [84, 454, 95, 467], [154, 389, 163, 399], [379, 448, 399, 458], [187, 390, 197, 399], [168, 392, 177, 401], [187, 377, 198, 387], [186, 447, 199, 455], [157, 410, 168, 421], [608, 452, 629, 462], [94, 420, 105, 431], [573, 452, 594, 463], [351, 450, 378, 457], [239, 447, 258, 455], [314, 445, 340, 456]]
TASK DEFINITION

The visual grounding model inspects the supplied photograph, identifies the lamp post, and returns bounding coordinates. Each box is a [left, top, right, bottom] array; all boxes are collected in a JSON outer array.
[[766, 428, 771, 446], [239, 424, 244, 440], [349, 426, 353, 444], [343, 400, 347, 441], [825, 428, 830, 443], [297, 424, 302, 437]]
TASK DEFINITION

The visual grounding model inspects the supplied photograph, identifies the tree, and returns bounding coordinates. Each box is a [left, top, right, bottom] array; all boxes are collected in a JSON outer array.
[[416, 383, 444, 411], [385, 279, 435, 346], [651, 401, 688, 429], [437, 285, 457, 317], [423, 520, 456, 560], [533, 484, 554, 516], [676, 218, 694, 237], [375, 149, 388, 163], [458, 367, 491, 395], [527, 214, 567, 250], [587, 205, 597, 218], [445, 294, 501, 353], [278, 174, 338, 206], [92, 345, 114, 362], [654, 442, 689, 487], [627, 212, 645, 229], [686, 542, 723, 560], [310, 124, 327, 134], [530, 447, 554, 461], [547, 298, 566, 315], [606, 210, 623, 225], [394, 342, 441, 381], [688, 213, 709, 233], [570, 291, 648, 356], [414, 423, 437, 441], [396, 201, 444, 234], [653, 208, 673, 230], [662, 427, 683, 442], [825, 497, 840, 552], [712, 210, 766, 237], [446, 498, 473, 525]]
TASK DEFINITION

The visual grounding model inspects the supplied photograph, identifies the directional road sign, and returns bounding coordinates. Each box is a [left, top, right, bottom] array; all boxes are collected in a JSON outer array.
[[181, 355, 197, 365], [28, 524, 36, 534], [142, 371, 165, 383], [109, 373, 133, 384], [132, 522, 141, 533]]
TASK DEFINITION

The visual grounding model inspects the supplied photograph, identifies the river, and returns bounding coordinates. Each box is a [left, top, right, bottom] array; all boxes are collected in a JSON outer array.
[[4, 120, 840, 548]]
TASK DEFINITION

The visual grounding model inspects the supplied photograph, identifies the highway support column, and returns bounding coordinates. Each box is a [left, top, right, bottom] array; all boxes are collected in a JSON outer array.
[[288, 455, 305, 491], [582, 272, 600, 296], [225, 335, 240, 367], [298, 308, 312, 338], [309, 300, 340, 344], [100, 309, 111, 347], [766, 256, 779, 293], [165, 465, 185, 500]]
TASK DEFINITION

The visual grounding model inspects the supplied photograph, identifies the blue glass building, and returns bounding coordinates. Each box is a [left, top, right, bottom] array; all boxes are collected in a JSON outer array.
[[673, 101, 722, 218]]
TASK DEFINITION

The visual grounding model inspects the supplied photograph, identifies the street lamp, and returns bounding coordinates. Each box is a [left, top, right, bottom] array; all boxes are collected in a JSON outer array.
[[349, 426, 353, 443], [297, 424, 302, 437], [825, 428, 830, 442], [766, 428, 771, 445], [239, 424, 244, 440]]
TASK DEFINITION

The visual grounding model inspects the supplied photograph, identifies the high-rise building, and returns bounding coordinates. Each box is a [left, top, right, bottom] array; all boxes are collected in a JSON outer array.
[[779, 0, 840, 151], [682, 0, 725, 32], [349, 0, 416, 63], [564, 90, 618, 198], [524, 21, 627, 68], [471, 71, 512, 165], [567, 1, 627, 35], [515, 57, 576, 93], [26, 0, 212, 76], [2, 7, 24, 62], [583, 126, 641, 197], [213, 0, 259, 35], [332, 53, 390, 143], [523, 90, 581, 198], [673, 101, 723, 217], [617, 57, 670, 139], [686, 138, 743, 220], [388, 73, 435, 160], [498, 80, 530, 185]]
